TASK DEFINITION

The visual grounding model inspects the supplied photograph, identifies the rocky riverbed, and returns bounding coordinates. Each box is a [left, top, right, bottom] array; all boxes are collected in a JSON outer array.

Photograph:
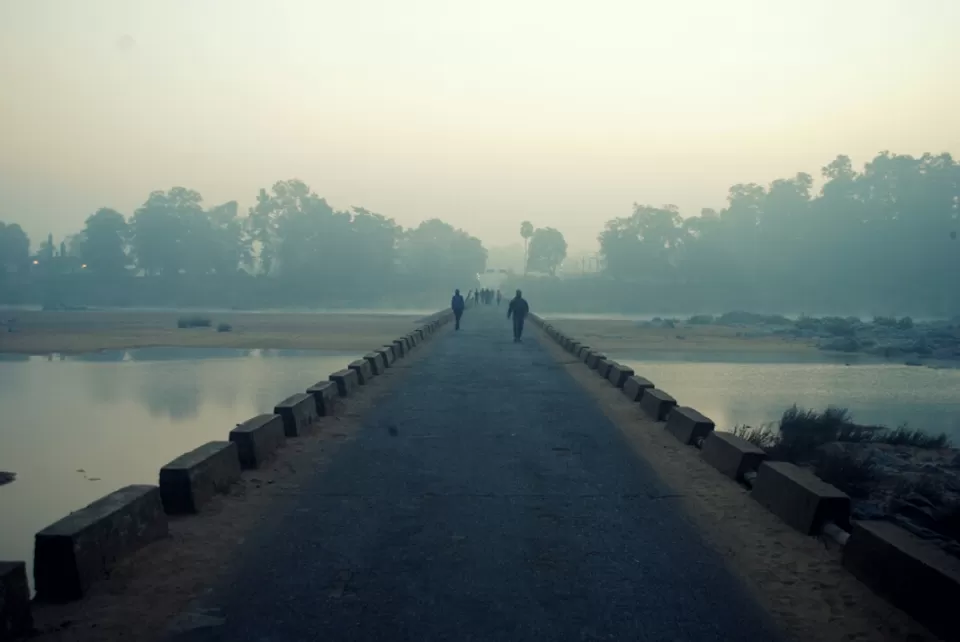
[[641, 312, 960, 365], [818, 441, 960, 557]]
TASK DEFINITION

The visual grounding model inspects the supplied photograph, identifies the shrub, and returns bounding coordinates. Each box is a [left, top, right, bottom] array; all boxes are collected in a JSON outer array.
[[873, 316, 898, 327], [774, 406, 851, 462], [876, 427, 950, 449], [814, 451, 876, 499], [177, 316, 212, 329], [898, 316, 914, 330], [687, 314, 714, 325], [794, 316, 820, 330], [821, 316, 856, 337], [217, 323, 233, 333], [732, 424, 779, 449], [717, 311, 791, 326]]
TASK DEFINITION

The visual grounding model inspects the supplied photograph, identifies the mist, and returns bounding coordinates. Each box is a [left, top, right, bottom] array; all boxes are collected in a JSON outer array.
[[2, 0, 960, 315]]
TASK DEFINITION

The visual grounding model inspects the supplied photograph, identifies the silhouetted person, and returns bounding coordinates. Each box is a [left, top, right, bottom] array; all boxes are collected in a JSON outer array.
[[507, 289, 530, 343], [496, 289, 502, 306], [451, 289, 465, 330], [474, 290, 480, 304]]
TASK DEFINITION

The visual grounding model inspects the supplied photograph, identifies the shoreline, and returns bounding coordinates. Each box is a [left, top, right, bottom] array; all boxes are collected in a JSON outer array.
[[0, 309, 423, 355]]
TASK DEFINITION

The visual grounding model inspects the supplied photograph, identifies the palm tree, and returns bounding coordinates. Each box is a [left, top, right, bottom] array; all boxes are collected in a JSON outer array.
[[520, 221, 534, 274]]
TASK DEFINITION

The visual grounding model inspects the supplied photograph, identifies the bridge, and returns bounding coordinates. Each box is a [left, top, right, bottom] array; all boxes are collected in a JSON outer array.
[[5, 304, 948, 642], [159, 307, 778, 641]]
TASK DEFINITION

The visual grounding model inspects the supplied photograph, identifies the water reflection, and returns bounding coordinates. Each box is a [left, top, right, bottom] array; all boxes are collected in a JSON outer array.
[[618, 359, 960, 439], [0, 348, 360, 582]]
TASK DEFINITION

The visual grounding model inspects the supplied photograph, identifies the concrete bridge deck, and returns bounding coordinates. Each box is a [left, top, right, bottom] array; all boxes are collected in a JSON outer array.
[[164, 306, 781, 641]]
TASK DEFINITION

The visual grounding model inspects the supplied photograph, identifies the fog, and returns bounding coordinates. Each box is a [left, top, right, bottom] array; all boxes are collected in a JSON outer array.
[[1, 1, 960, 314]]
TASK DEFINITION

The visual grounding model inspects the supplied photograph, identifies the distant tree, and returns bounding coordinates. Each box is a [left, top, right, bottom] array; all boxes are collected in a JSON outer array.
[[129, 187, 203, 275], [520, 220, 534, 274], [526, 227, 567, 276], [76, 208, 129, 273], [182, 200, 251, 275], [0, 222, 30, 274], [38, 233, 56, 261], [398, 219, 487, 289], [599, 205, 686, 279]]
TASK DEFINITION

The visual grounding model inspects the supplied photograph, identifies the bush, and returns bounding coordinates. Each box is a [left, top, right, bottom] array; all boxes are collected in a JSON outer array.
[[875, 427, 950, 449], [732, 424, 779, 449], [177, 316, 212, 329], [217, 323, 233, 333], [794, 315, 820, 330], [873, 316, 898, 327], [898, 316, 914, 330], [717, 311, 791, 326], [821, 316, 856, 337], [815, 451, 876, 499], [687, 314, 714, 325]]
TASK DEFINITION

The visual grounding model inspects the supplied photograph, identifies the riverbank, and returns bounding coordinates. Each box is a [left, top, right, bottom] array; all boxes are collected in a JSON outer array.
[[546, 316, 823, 360], [547, 313, 960, 366], [0, 309, 424, 355]]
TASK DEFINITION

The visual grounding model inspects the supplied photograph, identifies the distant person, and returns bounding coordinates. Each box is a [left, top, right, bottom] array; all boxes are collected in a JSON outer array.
[[451, 289, 465, 330], [475, 290, 480, 304], [496, 289, 502, 306], [507, 289, 530, 343]]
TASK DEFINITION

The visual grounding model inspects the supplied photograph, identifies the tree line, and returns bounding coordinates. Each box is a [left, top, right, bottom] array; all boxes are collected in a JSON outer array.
[[3, 150, 958, 314], [585, 151, 959, 314], [0, 179, 488, 305]]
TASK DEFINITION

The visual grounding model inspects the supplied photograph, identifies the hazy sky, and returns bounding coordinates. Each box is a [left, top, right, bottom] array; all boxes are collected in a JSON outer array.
[[2, 0, 958, 252]]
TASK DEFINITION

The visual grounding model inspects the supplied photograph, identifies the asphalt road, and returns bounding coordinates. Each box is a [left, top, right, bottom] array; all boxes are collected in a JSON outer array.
[[164, 306, 782, 642]]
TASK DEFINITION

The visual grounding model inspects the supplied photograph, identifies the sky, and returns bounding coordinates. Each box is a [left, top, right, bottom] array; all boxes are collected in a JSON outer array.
[[1, 0, 959, 254]]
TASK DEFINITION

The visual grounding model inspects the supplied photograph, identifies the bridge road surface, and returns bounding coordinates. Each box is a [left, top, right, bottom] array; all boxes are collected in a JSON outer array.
[[165, 307, 783, 642]]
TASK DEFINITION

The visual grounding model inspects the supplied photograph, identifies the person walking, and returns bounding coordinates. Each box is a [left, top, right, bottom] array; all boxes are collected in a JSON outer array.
[[451, 289, 465, 330], [506, 289, 530, 343], [496, 289, 502, 306]]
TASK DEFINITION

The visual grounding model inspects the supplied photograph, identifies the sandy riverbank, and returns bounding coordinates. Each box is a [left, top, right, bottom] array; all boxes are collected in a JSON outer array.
[[0, 309, 425, 355], [546, 316, 822, 360]]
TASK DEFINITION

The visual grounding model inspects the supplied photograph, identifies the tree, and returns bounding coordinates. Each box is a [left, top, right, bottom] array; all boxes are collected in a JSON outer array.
[[0, 222, 30, 274], [76, 208, 129, 273], [38, 233, 56, 261], [130, 188, 204, 275], [520, 221, 534, 274], [526, 227, 567, 275], [599, 205, 686, 280], [398, 219, 487, 290]]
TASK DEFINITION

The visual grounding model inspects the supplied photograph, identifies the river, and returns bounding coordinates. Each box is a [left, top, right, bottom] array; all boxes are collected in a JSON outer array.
[[617, 358, 960, 438], [3, 345, 959, 589], [0, 348, 360, 584]]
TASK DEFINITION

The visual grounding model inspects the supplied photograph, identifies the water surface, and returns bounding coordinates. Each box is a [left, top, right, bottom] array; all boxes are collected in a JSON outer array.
[[0, 348, 360, 582], [618, 358, 960, 439]]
